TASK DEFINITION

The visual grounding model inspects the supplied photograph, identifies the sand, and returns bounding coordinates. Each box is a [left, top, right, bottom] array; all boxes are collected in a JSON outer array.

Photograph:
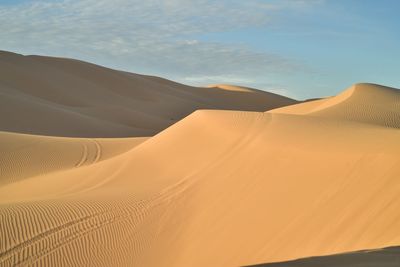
[[1, 51, 400, 266]]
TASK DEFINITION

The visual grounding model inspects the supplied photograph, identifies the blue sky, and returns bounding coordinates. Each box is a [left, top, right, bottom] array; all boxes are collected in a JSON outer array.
[[0, 0, 399, 99]]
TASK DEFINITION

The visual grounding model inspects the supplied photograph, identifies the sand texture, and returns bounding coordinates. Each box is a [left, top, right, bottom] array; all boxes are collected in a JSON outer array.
[[1, 51, 400, 266]]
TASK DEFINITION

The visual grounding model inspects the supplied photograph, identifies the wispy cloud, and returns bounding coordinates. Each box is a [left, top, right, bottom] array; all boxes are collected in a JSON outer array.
[[0, 0, 322, 94]]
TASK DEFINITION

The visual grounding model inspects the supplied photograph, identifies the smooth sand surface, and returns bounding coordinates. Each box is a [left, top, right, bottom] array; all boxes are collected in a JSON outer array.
[[1, 51, 400, 266], [0, 131, 147, 186]]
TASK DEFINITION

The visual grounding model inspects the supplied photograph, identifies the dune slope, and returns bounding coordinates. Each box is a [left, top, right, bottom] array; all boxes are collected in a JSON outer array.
[[0, 51, 296, 137], [0, 131, 147, 186], [1, 82, 400, 266], [271, 83, 400, 127]]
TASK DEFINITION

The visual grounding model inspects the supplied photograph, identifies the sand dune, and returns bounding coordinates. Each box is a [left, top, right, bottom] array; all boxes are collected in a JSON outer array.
[[2, 109, 400, 265], [0, 51, 296, 137], [271, 83, 400, 127], [1, 51, 400, 266], [0, 131, 147, 186]]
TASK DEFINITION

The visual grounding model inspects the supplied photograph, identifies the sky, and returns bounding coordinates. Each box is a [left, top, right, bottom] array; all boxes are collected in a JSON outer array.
[[0, 0, 399, 99]]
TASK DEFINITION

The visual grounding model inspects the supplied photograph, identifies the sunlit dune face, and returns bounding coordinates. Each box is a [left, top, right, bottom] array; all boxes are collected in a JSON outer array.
[[1, 55, 400, 267]]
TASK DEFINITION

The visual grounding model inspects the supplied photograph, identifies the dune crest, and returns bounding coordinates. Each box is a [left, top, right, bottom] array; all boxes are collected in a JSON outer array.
[[271, 83, 400, 128]]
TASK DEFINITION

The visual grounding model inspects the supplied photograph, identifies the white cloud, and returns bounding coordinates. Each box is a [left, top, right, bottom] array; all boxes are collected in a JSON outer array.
[[0, 0, 321, 95]]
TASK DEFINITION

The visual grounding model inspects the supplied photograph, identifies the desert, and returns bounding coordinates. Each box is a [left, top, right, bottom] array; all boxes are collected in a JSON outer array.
[[1, 51, 400, 266], [1, 1, 400, 266]]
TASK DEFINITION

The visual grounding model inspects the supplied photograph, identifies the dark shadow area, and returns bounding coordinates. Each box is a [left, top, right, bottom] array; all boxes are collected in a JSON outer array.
[[246, 246, 400, 267]]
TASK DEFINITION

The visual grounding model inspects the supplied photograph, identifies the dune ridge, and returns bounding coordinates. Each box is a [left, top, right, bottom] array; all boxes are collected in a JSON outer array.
[[1, 51, 400, 266], [271, 83, 400, 128]]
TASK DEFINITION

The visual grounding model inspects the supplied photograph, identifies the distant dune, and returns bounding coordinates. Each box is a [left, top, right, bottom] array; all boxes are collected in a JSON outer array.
[[0, 51, 296, 137], [1, 51, 400, 267]]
